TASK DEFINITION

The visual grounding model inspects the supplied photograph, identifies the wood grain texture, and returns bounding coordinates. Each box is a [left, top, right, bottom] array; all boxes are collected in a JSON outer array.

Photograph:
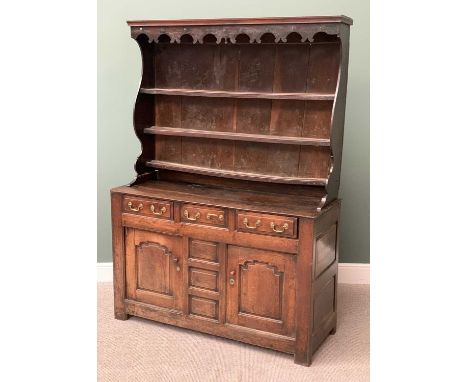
[[131, 21, 349, 197], [236, 211, 297, 238], [140, 87, 335, 100], [122, 196, 172, 220], [189, 296, 219, 320], [189, 240, 219, 262], [314, 224, 337, 279], [127, 16, 353, 27], [121, 212, 299, 255], [124, 299, 296, 354], [144, 126, 331, 146], [113, 180, 327, 218], [147, 160, 328, 186], [319, 25, 351, 210], [180, 203, 227, 227], [126, 229, 184, 311], [294, 218, 314, 365], [113, 16, 351, 366], [111, 192, 127, 320], [189, 268, 218, 291], [112, 187, 341, 366], [226, 246, 296, 337]]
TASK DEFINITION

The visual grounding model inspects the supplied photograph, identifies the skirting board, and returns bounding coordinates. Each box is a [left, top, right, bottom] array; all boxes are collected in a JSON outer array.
[[97, 262, 369, 284]]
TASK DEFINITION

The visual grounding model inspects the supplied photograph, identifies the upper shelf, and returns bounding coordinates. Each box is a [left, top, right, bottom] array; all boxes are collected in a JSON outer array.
[[139, 87, 335, 101]]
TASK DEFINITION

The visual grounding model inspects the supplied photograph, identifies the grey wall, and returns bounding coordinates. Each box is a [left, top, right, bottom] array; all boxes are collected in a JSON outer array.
[[97, 0, 369, 263]]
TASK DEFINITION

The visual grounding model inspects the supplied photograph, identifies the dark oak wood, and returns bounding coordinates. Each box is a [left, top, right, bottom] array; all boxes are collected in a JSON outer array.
[[111, 192, 128, 320], [144, 126, 331, 146], [112, 16, 351, 367], [140, 87, 335, 100], [125, 229, 184, 311], [121, 212, 299, 254], [294, 218, 314, 365], [147, 160, 328, 186], [226, 246, 296, 337], [236, 211, 297, 238], [127, 16, 353, 27]]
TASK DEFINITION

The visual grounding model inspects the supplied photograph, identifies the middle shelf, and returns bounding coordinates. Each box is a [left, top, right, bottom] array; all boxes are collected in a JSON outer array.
[[144, 126, 331, 146], [139, 87, 335, 101]]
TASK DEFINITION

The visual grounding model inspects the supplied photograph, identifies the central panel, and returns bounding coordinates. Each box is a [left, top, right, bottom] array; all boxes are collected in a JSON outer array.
[[239, 260, 284, 320], [226, 245, 296, 337]]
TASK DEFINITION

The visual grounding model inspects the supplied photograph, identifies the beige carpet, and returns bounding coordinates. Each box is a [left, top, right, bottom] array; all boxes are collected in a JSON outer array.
[[98, 283, 369, 381]]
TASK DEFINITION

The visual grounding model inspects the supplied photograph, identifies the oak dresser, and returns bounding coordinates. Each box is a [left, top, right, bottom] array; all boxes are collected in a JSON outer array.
[[111, 15, 352, 366]]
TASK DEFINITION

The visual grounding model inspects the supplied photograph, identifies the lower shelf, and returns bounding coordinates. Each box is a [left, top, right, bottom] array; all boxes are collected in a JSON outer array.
[[146, 160, 328, 186]]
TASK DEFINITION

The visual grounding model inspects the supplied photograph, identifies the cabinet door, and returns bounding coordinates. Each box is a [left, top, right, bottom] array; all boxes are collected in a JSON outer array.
[[226, 246, 296, 337], [125, 228, 183, 311]]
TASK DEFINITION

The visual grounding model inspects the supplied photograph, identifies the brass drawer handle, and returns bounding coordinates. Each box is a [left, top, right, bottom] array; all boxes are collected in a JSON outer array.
[[243, 218, 261, 229], [270, 222, 289, 233], [127, 201, 143, 212], [183, 210, 200, 221], [150, 204, 167, 216], [207, 213, 224, 221]]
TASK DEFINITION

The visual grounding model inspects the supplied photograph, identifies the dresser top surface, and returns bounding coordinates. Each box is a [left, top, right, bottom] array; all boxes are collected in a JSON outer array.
[[112, 181, 338, 218], [127, 16, 353, 27]]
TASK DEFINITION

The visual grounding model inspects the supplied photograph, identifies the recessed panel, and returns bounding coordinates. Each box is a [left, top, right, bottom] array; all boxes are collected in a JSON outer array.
[[190, 296, 219, 320], [189, 268, 218, 291], [190, 240, 218, 262], [136, 242, 172, 296], [239, 261, 283, 320], [313, 276, 336, 329], [315, 224, 337, 278]]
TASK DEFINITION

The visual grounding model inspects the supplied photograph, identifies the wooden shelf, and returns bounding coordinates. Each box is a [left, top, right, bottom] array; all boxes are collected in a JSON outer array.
[[144, 126, 331, 146], [147, 160, 328, 186], [139, 87, 335, 101]]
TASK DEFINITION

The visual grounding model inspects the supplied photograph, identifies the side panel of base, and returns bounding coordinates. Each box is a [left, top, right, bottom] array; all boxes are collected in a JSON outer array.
[[294, 201, 340, 365], [111, 192, 130, 320]]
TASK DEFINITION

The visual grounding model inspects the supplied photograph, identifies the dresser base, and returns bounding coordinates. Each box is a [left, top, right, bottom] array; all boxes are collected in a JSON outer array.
[[112, 182, 340, 366]]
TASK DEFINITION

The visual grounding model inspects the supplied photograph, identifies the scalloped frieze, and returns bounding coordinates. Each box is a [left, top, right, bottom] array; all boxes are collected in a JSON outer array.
[[131, 23, 340, 44]]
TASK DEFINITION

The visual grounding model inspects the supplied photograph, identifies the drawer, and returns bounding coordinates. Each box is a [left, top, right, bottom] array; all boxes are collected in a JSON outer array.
[[236, 211, 297, 238], [123, 196, 172, 220], [189, 268, 218, 291], [189, 296, 219, 320], [181, 203, 226, 227], [190, 240, 219, 263]]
